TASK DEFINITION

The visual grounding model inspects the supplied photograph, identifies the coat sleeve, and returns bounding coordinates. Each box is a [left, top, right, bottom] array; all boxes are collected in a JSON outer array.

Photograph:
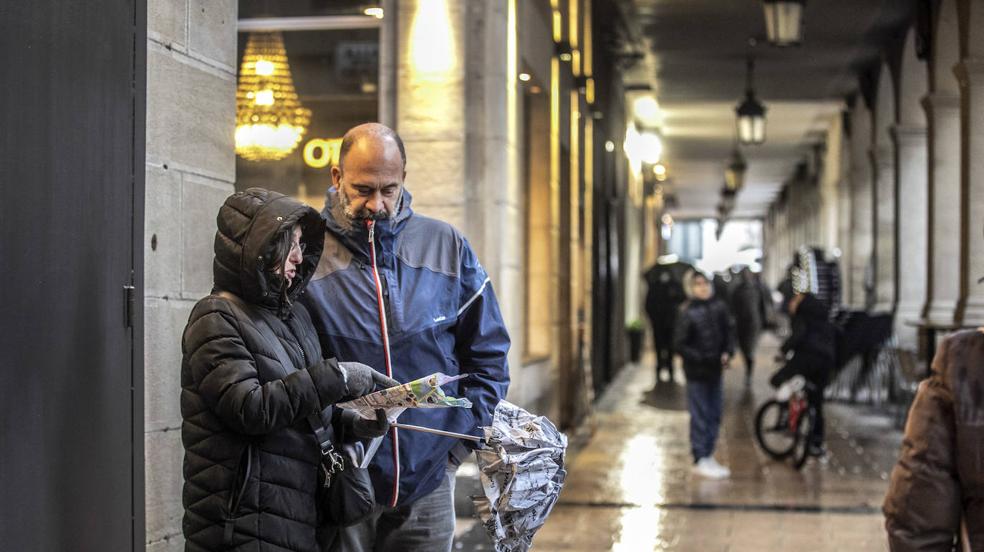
[[453, 239, 511, 429], [883, 339, 962, 550], [183, 297, 348, 436]]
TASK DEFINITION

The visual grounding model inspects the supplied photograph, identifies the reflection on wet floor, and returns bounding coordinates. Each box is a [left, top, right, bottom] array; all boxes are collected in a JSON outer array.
[[454, 336, 904, 551]]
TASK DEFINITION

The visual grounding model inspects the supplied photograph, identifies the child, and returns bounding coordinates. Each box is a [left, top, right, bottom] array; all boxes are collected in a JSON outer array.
[[769, 291, 835, 456], [673, 270, 736, 479]]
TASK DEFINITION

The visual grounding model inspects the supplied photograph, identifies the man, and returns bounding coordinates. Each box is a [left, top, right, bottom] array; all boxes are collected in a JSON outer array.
[[643, 260, 691, 385], [299, 123, 511, 551]]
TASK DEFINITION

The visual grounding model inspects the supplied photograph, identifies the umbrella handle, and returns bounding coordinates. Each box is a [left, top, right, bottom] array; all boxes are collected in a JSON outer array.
[[391, 422, 484, 442]]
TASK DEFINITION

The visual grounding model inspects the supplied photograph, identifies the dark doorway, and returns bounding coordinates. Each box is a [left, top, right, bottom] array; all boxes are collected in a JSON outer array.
[[0, 2, 146, 551]]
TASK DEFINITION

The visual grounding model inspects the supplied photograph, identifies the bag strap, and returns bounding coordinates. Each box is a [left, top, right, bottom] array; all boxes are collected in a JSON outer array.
[[215, 291, 335, 456]]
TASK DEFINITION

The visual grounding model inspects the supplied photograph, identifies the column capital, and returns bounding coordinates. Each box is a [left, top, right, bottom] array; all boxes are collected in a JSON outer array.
[[891, 124, 928, 151], [921, 91, 960, 114], [868, 143, 893, 168], [954, 57, 984, 88]]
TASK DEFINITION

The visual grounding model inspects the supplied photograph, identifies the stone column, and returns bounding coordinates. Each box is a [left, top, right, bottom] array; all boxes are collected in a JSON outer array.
[[871, 143, 896, 312], [921, 92, 962, 325], [395, 0, 468, 229], [892, 125, 929, 348], [848, 111, 874, 309], [956, 59, 984, 325], [144, 0, 238, 549]]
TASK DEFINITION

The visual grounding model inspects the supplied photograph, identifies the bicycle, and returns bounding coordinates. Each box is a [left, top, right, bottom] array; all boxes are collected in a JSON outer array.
[[754, 375, 818, 470]]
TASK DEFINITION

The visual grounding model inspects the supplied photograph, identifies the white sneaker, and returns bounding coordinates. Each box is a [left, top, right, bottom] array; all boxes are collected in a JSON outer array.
[[706, 457, 731, 478], [692, 457, 728, 479]]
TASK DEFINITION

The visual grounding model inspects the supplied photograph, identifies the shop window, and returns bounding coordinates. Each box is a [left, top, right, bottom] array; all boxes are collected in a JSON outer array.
[[235, 1, 380, 207]]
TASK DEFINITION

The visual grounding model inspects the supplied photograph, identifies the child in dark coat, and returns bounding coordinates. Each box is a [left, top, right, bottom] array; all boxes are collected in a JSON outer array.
[[673, 270, 736, 479]]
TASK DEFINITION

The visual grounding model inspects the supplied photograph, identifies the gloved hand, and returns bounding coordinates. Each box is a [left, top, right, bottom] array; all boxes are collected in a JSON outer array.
[[339, 361, 400, 397], [349, 408, 391, 440]]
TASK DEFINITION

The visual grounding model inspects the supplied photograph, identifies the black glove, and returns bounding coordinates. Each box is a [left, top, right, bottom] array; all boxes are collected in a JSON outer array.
[[339, 361, 400, 397], [349, 408, 391, 440]]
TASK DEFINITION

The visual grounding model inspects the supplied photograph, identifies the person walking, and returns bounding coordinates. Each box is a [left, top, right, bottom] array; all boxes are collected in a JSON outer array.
[[644, 260, 690, 384], [180, 188, 395, 552], [730, 267, 773, 386], [673, 269, 736, 479], [299, 123, 511, 552], [883, 328, 984, 551]]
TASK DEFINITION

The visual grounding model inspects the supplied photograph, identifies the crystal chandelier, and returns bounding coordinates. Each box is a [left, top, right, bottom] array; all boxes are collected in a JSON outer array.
[[235, 32, 311, 161]]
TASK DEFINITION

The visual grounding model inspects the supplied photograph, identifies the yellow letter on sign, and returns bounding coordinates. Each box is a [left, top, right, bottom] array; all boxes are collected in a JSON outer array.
[[303, 138, 342, 169]]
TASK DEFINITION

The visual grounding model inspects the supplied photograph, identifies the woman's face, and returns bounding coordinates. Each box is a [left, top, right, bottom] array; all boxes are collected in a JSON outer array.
[[282, 226, 303, 286]]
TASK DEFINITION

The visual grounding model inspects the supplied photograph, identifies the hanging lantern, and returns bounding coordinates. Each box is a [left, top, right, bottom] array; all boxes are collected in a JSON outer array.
[[235, 32, 311, 161], [735, 56, 767, 145], [762, 0, 805, 47], [724, 147, 747, 192]]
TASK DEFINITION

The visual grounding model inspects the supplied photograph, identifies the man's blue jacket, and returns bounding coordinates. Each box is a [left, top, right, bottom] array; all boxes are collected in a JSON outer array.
[[299, 188, 511, 506]]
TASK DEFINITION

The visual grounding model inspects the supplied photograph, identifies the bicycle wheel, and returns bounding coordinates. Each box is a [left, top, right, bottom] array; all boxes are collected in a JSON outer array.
[[754, 400, 796, 459], [790, 407, 816, 470]]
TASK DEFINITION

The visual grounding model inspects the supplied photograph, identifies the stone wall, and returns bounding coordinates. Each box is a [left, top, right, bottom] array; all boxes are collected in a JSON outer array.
[[144, 1, 238, 549]]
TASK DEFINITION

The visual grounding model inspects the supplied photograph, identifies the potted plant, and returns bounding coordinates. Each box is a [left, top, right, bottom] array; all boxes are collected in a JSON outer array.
[[626, 319, 645, 363]]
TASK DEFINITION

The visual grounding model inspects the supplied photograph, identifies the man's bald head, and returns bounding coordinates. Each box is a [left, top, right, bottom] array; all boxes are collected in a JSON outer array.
[[337, 122, 406, 171]]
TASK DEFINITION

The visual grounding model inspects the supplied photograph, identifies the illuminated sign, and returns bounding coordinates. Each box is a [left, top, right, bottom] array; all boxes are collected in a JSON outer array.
[[303, 138, 342, 169]]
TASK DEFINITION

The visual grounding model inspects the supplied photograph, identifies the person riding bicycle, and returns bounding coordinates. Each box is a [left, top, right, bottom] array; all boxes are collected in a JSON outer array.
[[769, 290, 835, 457]]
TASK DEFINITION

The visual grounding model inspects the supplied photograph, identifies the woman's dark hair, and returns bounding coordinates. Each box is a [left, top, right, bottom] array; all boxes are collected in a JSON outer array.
[[263, 225, 295, 280]]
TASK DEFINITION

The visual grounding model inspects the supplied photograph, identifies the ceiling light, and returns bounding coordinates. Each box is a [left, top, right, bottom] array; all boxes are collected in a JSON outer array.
[[735, 56, 767, 145], [633, 96, 660, 122], [559, 52, 573, 62], [605, 140, 615, 153], [518, 72, 531, 82], [724, 148, 747, 191], [762, 0, 805, 47], [364, 7, 385, 19], [653, 163, 667, 181]]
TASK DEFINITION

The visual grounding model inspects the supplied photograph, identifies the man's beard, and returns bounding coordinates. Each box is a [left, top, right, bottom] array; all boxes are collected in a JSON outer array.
[[332, 187, 397, 232]]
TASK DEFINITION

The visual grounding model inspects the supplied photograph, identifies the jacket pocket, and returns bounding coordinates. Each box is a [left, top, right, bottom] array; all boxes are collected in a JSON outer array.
[[223, 443, 253, 547]]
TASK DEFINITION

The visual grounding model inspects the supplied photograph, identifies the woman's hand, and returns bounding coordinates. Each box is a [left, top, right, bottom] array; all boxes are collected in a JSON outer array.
[[339, 361, 400, 397]]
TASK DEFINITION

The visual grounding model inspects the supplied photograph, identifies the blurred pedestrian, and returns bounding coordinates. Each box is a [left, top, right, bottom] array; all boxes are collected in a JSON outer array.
[[730, 267, 773, 386], [644, 260, 691, 384], [674, 270, 736, 479], [769, 291, 835, 457], [180, 188, 395, 552], [883, 328, 984, 551]]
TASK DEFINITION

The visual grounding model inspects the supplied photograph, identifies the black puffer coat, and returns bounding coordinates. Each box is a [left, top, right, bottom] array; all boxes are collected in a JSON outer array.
[[673, 299, 736, 381], [181, 188, 346, 552]]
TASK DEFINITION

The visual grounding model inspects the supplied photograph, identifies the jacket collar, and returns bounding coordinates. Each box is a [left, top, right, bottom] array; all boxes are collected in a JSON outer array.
[[321, 187, 414, 258]]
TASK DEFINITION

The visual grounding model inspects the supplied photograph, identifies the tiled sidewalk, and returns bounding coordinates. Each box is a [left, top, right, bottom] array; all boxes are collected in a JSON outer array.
[[455, 335, 904, 551]]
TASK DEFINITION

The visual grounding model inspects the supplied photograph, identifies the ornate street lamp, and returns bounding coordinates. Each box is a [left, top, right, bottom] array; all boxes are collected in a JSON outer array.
[[724, 147, 747, 192], [762, 0, 805, 47], [735, 56, 766, 145]]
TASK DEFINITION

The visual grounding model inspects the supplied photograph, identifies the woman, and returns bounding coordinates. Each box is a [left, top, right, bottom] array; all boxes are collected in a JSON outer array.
[[180, 188, 395, 552], [673, 270, 736, 479]]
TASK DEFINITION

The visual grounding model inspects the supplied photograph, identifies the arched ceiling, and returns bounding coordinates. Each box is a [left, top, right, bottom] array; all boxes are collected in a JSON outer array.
[[623, 0, 915, 219]]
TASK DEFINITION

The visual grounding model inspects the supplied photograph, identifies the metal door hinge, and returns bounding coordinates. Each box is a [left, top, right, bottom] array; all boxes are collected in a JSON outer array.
[[123, 284, 135, 328]]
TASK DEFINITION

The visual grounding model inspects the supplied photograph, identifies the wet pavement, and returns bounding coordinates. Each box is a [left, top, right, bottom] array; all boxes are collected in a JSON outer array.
[[454, 335, 904, 551]]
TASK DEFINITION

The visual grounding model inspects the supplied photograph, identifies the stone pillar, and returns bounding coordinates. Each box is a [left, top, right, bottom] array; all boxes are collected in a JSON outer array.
[[892, 125, 929, 348], [395, 0, 467, 229], [144, 1, 238, 550], [871, 144, 896, 312], [922, 92, 962, 325], [848, 110, 874, 309], [956, 59, 984, 325]]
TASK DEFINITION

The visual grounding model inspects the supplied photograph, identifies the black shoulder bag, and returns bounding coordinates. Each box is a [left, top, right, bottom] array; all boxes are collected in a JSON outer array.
[[216, 291, 376, 527]]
